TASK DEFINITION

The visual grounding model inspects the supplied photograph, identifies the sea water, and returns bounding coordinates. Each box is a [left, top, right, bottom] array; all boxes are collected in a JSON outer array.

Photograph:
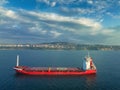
[[0, 50, 120, 90]]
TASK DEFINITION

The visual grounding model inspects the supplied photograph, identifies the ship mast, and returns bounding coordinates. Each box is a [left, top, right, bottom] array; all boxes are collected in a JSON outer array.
[[16, 55, 19, 66], [87, 51, 90, 57]]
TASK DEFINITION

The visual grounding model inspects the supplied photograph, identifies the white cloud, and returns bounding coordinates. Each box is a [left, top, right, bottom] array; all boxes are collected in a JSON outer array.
[[0, 3, 120, 44], [51, 2, 56, 7], [26, 10, 103, 36], [0, 7, 31, 23], [5, 10, 17, 19], [41, 30, 47, 34], [101, 29, 114, 35], [0, 0, 8, 5], [60, 0, 120, 20], [0, 6, 103, 37], [36, 0, 56, 7], [29, 24, 47, 35], [87, 0, 93, 4], [50, 31, 62, 38], [61, 7, 94, 14], [27, 11, 102, 30], [106, 12, 120, 19]]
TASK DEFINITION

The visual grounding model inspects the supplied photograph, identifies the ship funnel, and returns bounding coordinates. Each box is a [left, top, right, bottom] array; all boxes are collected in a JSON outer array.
[[16, 55, 19, 66]]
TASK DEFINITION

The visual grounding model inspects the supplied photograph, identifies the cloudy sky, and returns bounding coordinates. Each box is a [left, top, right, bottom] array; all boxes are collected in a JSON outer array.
[[0, 0, 120, 45]]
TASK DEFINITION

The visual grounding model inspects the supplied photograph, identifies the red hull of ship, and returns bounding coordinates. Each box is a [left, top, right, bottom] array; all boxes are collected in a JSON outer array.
[[14, 67, 96, 75]]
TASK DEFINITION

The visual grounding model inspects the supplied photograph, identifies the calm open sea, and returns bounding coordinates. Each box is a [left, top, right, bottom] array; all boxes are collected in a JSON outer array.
[[0, 50, 120, 90]]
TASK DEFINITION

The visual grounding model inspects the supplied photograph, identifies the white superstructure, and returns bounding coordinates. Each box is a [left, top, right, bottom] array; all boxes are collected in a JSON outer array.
[[82, 53, 96, 71]]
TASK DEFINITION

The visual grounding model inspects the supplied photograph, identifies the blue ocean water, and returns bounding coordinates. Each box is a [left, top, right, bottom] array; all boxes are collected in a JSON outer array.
[[0, 50, 120, 90]]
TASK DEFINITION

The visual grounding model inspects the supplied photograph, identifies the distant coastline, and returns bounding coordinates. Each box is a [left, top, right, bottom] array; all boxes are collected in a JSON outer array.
[[0, 42, 120, 50]]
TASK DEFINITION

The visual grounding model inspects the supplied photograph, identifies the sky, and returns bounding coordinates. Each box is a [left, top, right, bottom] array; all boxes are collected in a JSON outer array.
[[0, 0, 120, 45]]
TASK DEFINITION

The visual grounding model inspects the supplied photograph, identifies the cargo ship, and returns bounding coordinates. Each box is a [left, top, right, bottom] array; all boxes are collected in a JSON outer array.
[[14, 54, 96, 75]]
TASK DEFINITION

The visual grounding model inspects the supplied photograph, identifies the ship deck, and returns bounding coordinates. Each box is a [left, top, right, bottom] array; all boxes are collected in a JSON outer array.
[[16, 66, 84, 72]]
